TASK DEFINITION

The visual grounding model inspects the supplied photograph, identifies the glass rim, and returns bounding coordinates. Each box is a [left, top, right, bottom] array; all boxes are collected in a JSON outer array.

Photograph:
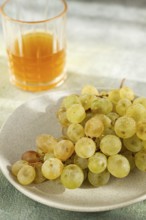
[[0, 0, 67, 24]]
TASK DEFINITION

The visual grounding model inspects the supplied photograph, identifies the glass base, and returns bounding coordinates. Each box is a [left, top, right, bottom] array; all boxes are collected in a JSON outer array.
[[10, 72, 67, 92]]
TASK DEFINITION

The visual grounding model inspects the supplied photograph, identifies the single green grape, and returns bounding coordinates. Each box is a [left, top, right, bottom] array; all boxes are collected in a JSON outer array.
[[88, 152, 107, 174], [75, 137, 96, 158], [85, 117, 104, 138], [114, 116, 136, 139], [54, 139, 74, 161], [135, 149, 146, 171], [116, 98, 132, 116], [62, 94, 81, 109], [41, 158, 64, 180], [74, 154, 88, 169], [123, 135, 143, 152], [100, 135, 122, 156], [17, 165, 36, 185], [107, 154, 130, 178], [133, 97, 146, 109], [136, 120, 146, 141], [126, 103, 146, 122], [80, 94, 95, 110], [119, 86, 135, 101], [61, 164, 84, 189], [66, 104, 86, 123], [56, 107, 70, 127], [91, 97, 113, 114], [67, 123, 84, 143], [108, 89, 121, 105], [88, 170, 110, 187], [36, 134, 57, 154], [81, 85, 99, 95], [11, 160, 28, 176]]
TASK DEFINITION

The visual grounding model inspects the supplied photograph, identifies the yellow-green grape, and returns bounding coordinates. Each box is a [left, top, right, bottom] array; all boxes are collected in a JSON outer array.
[[103, 127, 116, 136], [119, 86, 135, 100], [74, 154, 88, 169], [107, 154, 130, 178], [64, 154, 75, 166], [135, 149, 146, 171], [122, 151, 135, 170], [75, 137, 96, 158], [56, 107, 70, 127], [126, 103, 146, 122], [143, 140, 146, 149], [133, 97, 146, 109], [123, 135, 143, 152], [41, 158, 64, 180], [54, 140, 74, 161], [62, 94, 80, 109], [88, 170, 110, 187], [91, 97, 113, 114], [81, 85, 99, 95], [108, 89, 121, 105], [66, 104, 86, 123], [100, 135, 122, 156], [107, 112, 119, 126], [79, 94, 95, 110], [11, 160, 28, 176], [33, 162, 46, 184], [116, 98, 132, 116], [44, 152, 55, 161], [94, 114, 111, 128], [17, 165, 36, 185], [67, 123, 84, 143], [114, 116, 136, 139], [88, 152, 107, 174], [36, 134, 57, 154], [136, 120, 146, 141], [61, 164, 84, 189], [85, 117, 104, 138], [21, 150, 41, 164]]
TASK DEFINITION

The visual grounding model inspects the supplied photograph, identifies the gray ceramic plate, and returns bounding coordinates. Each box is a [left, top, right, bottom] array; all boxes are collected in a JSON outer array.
[[0, 90, 146, 212]]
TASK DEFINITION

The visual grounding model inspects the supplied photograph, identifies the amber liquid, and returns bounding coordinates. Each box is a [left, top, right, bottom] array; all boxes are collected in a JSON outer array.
[[7, 32, 66, 91]]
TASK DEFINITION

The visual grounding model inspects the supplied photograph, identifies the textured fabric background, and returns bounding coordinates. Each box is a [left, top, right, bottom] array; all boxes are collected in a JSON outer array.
[[1, 0, 146, 219]]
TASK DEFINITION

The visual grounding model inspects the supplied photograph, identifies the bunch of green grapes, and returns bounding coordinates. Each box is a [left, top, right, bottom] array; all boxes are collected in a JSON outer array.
[[11, 84, 146, 189]]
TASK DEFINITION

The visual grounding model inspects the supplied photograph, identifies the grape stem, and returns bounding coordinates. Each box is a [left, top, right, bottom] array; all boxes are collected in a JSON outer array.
[[120, 78, 126, 88]]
